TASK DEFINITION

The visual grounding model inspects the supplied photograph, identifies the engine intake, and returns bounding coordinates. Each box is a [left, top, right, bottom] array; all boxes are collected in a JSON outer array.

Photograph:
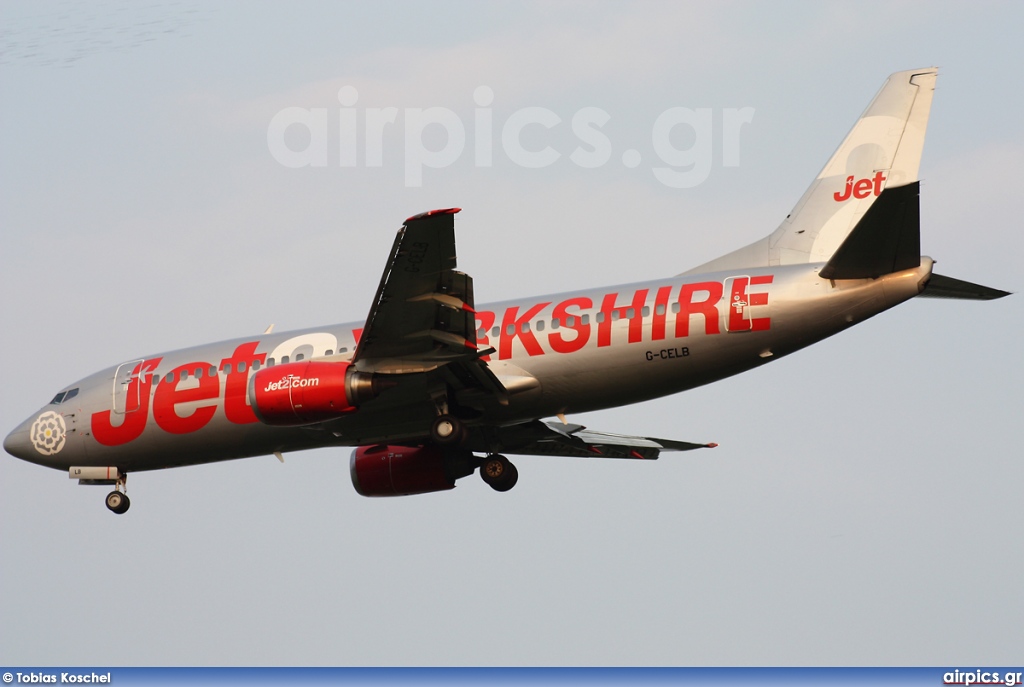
[[248, 360, 378, 426]]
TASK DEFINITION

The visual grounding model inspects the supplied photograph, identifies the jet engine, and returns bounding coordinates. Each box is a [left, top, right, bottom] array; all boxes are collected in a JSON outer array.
[[350, 445, 474, 497], [248, 360, 379, 426]]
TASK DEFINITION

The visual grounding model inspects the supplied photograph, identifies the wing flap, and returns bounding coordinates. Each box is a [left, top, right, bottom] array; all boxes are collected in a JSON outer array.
[[491, 420, 716, 460]]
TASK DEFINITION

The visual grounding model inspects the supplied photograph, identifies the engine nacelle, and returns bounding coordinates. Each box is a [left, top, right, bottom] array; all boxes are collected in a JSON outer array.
[[350, 445, 466, 497], [248, 360, 377, 426]]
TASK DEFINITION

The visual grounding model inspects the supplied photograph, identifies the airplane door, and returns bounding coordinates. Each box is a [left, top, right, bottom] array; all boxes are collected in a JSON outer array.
[[112, 359, 144, 414], [722, 275, 772, 333]]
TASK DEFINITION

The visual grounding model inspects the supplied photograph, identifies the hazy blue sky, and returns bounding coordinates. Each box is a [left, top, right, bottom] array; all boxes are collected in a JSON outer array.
[[1, 0, 1021, 666]]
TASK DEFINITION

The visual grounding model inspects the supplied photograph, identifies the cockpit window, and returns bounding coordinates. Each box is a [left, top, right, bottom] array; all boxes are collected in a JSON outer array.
[[48, 388, 79, 405]]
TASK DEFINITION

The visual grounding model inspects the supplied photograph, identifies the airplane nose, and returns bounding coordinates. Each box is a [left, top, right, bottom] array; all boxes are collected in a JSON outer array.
[[4, 425, 33, 461]]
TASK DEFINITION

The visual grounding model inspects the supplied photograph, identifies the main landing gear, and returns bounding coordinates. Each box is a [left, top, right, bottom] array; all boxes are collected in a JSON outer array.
[[480, 454, 518, 492], [105, 473, 130, 514], [431, 413, 467, 445]]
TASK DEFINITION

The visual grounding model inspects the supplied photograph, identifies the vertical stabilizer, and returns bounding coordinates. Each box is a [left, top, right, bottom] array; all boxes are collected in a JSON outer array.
[[685, 68, 937, 275]]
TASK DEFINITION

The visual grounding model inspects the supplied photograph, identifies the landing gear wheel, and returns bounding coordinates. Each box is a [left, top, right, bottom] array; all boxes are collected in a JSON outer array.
[[105, 490, 131, 515], [431, 414, 465, 445], [480, 454, 519, 492]]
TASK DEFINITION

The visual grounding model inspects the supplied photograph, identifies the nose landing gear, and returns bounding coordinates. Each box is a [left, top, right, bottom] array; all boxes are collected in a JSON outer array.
[[480, 454, 518, 492], [105, 473, 130, 514]]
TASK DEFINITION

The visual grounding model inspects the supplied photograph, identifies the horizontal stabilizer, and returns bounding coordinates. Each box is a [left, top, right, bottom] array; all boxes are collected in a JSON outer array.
[[819, 182, 920, 279], [920, 273, 1011, 300]]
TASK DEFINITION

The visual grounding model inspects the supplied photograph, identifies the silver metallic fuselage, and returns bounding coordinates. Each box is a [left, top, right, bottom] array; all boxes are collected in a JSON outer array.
[[4, 259, 933, 473]]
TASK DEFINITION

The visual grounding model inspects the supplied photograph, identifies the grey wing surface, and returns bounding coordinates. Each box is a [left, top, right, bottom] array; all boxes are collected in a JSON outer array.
[[490, 420, 717, 460], [352, 208, 506, 398]]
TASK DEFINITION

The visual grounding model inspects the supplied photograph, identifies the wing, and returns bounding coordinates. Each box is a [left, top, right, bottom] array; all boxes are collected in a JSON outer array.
[[489, 420, 717, 460], [352, 208, 506, 398]]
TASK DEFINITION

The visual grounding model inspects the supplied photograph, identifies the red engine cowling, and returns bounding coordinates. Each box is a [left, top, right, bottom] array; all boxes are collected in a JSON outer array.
[[350, 445, 456, 497], [249, 360, 364, 425]]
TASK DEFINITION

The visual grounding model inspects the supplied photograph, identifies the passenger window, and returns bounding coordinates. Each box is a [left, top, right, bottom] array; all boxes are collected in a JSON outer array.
[[552, 318, 561, 329], [656, 304, 666, 316], [281, 355, 289, 364], [626, 308, 635, 319], [491, 327, 500, 338], [325, 350, 333, 356], [195, 368, 203, 379], [295, 354, 304, 361], [180, 370, 189, 380], [582, 314, 590, 325], [521, 322, 530, 333], [151, 375, 161, 385], [238, 361, 247, 372], [340, 347, 348, 354], [166, 372, 176, 384], [252, 360, 261, 371], [566, 316, 575, 327], [596, 312, 606, 323], [268, 358, 275, 367], [536, 320, 545, 332], [671, 302, 680, 313], [222, 363, 232, 375], [642, 306, 650, 318], [209, 366, 217, 377], [505, 324, 515, 336]]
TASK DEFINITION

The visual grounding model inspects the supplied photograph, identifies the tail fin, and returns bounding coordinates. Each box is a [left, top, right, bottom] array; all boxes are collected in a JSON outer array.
[[685, 68, 938, 275]]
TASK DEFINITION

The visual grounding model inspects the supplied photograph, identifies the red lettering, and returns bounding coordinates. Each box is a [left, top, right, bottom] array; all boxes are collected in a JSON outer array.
[[651, 286, 672, 341], [598, 289, 648, 347], [871, 170, 886, 195], [548, 297, 592, 354], [221, 342, 267, 425], [474, 310, 496, 361], [727, 278, 753, 332], [675, 282, 722, 337], [499, 302, 550, 360], [726, 276, 773, 332], [853, 177, 873, 199], [153, 362, 220, 434], [835, 173, 886, 202], [91, 358, 162, 446], [352, 328, 363, 344], [833, 175, 854, 202], [748, 275, 773, 331]]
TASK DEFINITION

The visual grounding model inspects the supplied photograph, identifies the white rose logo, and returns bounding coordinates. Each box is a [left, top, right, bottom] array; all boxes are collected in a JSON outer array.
[[31, 411, 67, 455]]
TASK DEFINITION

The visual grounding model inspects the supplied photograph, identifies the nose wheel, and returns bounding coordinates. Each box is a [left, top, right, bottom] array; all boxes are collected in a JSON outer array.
[[480, 454, 518, 492], [105, 490, 131, 514], [105, 473, 130, 514]]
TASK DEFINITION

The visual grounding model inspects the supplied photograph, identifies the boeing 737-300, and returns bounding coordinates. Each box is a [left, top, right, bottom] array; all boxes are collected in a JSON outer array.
[[3, 68, 1009, 513]]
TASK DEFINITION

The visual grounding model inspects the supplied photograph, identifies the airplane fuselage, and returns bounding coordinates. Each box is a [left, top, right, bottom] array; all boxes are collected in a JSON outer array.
[[6, 259, 932, 474]]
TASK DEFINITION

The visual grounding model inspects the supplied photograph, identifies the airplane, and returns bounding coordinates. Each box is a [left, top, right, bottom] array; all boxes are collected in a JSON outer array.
[[3, 67, 1010, 514]]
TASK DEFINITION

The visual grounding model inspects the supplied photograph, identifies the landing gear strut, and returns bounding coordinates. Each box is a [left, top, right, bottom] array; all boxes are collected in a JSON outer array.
[[105, 473, 130, 514], [480, 454, 518, 492]]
